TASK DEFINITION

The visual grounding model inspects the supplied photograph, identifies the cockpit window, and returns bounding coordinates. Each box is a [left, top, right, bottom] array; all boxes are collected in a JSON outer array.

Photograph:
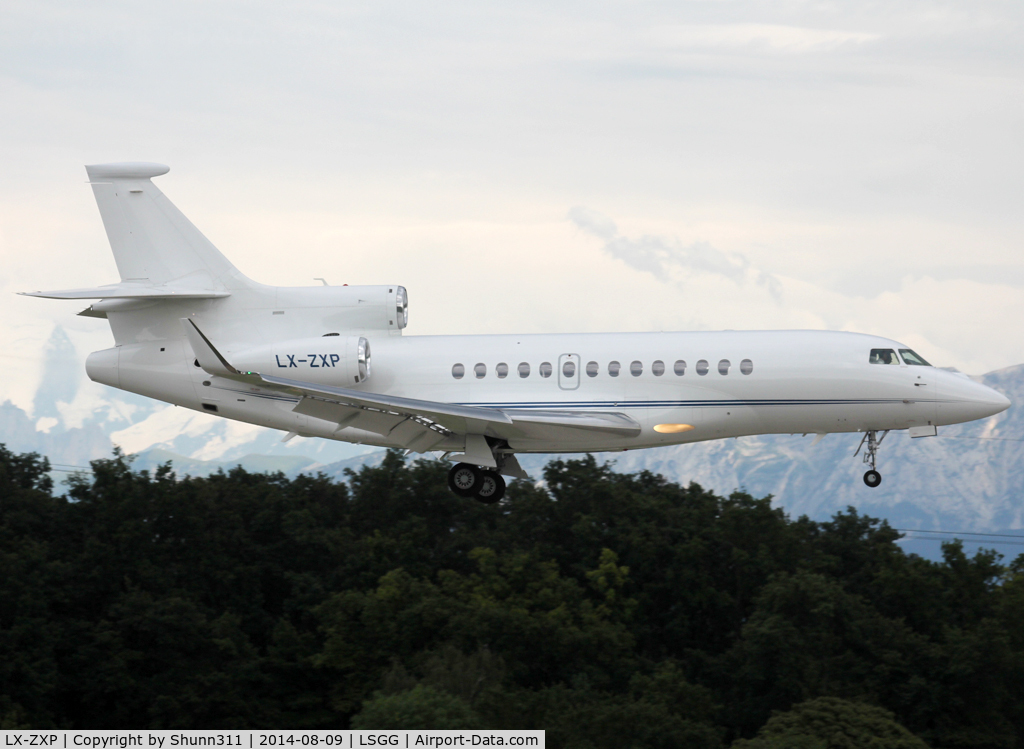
[[869, 349, 899, 365], [899, 348, 931, 366]]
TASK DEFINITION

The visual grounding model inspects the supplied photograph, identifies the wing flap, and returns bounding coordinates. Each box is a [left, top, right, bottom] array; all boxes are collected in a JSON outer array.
[[259, 373, 513, 435], [504, 409, 642, 437]]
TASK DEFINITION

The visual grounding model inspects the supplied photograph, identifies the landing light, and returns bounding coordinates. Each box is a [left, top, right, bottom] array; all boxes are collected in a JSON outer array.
[[654, 424, 695, 434]]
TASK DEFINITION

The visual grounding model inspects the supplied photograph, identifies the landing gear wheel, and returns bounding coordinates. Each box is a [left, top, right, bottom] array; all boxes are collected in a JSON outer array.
[[854, 430, 888, 488], [474, 472, 506, 504], [448, 463, 483, 497]]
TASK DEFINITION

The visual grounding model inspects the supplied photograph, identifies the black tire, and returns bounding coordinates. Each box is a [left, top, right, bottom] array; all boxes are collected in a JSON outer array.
[[448, 463, 483, 497], [474, 472, 506, 504], [863, 470, 882, 488]]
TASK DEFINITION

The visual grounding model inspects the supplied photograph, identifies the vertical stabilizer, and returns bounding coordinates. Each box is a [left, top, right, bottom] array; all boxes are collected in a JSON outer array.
[[85, 163, 252, 290]]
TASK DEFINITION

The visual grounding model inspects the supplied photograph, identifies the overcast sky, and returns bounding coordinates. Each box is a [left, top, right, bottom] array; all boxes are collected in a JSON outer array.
[[2, 0, 1023, 412]]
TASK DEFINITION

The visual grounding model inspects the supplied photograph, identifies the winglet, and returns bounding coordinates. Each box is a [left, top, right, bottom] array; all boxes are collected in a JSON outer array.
[[180, 318, 239, 377]]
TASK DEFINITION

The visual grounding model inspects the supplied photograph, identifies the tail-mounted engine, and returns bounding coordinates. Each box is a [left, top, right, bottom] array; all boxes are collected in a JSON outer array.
[[232, 335, 371, 385]]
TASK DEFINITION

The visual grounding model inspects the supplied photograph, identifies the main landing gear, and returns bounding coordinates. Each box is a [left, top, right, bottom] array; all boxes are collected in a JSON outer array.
[[447, 462, 506, 504], [854, 429, 889, 488]]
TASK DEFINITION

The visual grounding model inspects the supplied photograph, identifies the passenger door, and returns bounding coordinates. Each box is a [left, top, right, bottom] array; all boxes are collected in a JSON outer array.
[[558, 353, 580, 390]]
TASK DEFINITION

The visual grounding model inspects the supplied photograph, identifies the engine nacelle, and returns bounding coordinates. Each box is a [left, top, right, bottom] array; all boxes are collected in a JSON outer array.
[[233, 335, 371, 386]]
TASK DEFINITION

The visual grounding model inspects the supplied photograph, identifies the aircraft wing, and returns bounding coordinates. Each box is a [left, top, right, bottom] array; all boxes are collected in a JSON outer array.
[[259, 374, 641, 440], [181, 318, 641, 453], [260, 373, 514, 436]]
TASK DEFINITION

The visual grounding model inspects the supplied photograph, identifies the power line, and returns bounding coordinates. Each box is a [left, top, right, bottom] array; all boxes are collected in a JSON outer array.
[[893, 528, 1024, 539], [940, 435, 1024, 442], [48, 463, 94, 473], [898, 535, 1024, 548], [892, 527, 1024, 548]]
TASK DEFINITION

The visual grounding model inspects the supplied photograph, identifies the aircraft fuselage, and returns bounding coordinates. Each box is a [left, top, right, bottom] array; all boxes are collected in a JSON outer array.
[[89, 327, 1007, 454]]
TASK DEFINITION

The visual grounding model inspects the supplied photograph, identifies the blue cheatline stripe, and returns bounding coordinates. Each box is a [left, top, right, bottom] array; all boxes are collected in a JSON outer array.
[[460, 399, 928, 409], [208, 385, 941, 411]]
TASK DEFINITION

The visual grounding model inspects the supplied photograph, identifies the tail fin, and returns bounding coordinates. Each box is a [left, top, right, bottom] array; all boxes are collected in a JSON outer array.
[[85, 163, 252, 289]]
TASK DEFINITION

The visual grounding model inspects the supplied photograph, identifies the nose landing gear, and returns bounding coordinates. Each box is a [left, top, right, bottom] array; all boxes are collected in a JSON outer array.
[[447, 462, 506, 504], [854, 430, 888, 488]]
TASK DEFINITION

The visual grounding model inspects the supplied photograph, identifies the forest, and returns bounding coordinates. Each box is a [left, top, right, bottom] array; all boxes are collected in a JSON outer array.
[[1, 443, 1022, 748]]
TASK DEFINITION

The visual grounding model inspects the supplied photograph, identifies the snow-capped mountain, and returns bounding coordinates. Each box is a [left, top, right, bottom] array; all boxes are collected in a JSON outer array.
[[3, 326, 1022, 544]]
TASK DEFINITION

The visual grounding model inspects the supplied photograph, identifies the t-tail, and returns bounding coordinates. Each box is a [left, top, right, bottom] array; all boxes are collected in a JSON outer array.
[[20, 162, 256, 304]]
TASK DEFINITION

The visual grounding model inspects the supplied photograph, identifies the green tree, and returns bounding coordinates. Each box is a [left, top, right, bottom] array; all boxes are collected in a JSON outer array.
[[732, 696, 928, 749], [352, 685, 480, 730]]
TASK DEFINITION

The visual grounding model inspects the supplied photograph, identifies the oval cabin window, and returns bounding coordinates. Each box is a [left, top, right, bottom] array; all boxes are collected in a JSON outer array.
[[608, 361, 621, 377], [696, 359, 709, 376], [630, 360, 643, 377], [452, 363, 465, 379], [496, 362, 509, 378], [586, 361, 599, 377], [740, 359, 753, 375], [718, 359, 731, 375], [563, 361, 576, 377], [540, 362, 553, 378], [674, 360, 686, 376], [652, 360, 665, 376], [518, 362, 530, 378], [474, 363, 487, 378]]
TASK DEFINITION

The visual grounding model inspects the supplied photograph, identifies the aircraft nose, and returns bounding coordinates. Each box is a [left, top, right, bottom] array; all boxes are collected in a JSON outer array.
[[968, 381, 1012, 417], [935, 373, 1011, 425]]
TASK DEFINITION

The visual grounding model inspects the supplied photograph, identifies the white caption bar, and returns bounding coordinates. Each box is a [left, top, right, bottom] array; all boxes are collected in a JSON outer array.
[[0, 731, 544, 749]]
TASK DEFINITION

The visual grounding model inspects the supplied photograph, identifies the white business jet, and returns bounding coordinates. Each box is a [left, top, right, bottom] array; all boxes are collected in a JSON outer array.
[[24, 163, 1010, 502]]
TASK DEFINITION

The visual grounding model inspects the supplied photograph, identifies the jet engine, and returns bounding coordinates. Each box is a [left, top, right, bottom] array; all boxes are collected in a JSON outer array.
[[232, 335, 371, 386]]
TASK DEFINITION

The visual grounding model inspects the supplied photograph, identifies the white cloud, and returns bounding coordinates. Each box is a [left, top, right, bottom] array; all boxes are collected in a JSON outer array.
[[652, 24, 881, 54], [569, 206, 783, 299]]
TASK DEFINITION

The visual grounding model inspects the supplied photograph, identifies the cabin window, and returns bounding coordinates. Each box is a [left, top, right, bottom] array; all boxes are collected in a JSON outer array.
[[696, 359, 709, 376], [608, 361, 621, 377], [474, 363, 486, 378], [563, 360, 576, 377], [586, 361, 599, 377], [452, 363, 465, 379], [718, 359, 731, 375], [869, 349, 899, 365], [652, 360, 665, 376], [630, 360, 643, 377], [740, 359, 753, 375], [518, 362, 530, 378], [674, 360, 686, 376], [899, 349, 931, 366], [540, 362, 553, 378], [496, 362, 509, 378]]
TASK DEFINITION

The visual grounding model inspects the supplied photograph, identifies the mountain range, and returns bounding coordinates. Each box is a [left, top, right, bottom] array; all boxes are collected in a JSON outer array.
[[5, 325, 1022, 558]]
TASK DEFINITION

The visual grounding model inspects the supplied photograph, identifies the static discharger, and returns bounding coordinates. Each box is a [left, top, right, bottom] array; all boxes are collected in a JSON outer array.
[[654, 424, 695, 434]]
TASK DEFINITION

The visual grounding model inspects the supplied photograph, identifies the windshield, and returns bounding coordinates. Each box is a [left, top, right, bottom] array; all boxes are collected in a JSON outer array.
[[869, 348, 899, 365], [899, 348, 931, 366]]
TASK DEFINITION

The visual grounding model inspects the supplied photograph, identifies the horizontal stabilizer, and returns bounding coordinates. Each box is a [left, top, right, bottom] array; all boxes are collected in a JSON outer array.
[[21, 284, 230, 300], [87, 163, 170, 180]]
